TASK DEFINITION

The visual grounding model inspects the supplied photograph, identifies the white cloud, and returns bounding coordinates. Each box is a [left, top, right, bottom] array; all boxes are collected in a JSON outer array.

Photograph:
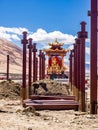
[[11, 34, 20, 40], [86, 38, 90, 43], [68, 45, 74, 50], [0, 26, 29, 41], [0, 27, 90, 55], [86, 61, 90, 64], [28, 28, 77, 44], [0, 26, 28, 35], [67, 45, 90, 56], [86, 47, 90, 55]]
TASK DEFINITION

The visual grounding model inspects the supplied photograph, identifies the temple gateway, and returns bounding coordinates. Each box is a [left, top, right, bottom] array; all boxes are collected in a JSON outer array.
[[43, 39, 69, 79]]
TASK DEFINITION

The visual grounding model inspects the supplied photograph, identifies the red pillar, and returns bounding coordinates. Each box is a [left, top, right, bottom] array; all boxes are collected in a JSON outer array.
[[7, 55, 9, 80], [28, 38, 33, 96], [35, 57, 38, 81], [89, 0, 97, 114], [39, 50, 42, 80], [32, 43, 37, 82], [76, 38, 81, 100], [21, 31, 28, 101], [73, 43, 78, 100], [71, 49, 75, 95], [75, 38, 81, 101], [69, 51, 73, 91], [42, 52, 45, 79], [78, 22, 88, 112], [43, 53, 45, 79]]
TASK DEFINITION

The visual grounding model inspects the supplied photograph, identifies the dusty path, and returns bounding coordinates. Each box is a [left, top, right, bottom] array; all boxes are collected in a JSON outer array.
[[0, 80, 98, 130], [0, 99, 98, 130]]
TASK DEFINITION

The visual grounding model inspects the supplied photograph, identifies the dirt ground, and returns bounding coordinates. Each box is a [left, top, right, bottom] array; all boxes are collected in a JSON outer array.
[[0, 80, 98, 130]]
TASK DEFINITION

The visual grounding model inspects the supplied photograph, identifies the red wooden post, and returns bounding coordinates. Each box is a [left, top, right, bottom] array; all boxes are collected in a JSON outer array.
[[75, 38, 81, 101], [28, 38, 33, 96], [73, 43, 78, 100], [42, 52, 45, 79], [69, 51, 73, 91], [7, 55, 9, 80], [43, 53, 45, 79], [88, 0, 97, 114], [35, 57, 38, 81], [39, 50, 42, 80], [41, 52, 44, 79], [21, 31, 28, 101], [32, 43, 37, 82], [78, 22, 88, 112], [71, 49, 75, 95], [76, 38, 81, 101]]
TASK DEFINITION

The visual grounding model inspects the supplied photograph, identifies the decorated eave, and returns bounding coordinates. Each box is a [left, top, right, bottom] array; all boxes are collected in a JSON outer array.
[[43, 39, 69, 56], [44, 48, 68, 56]]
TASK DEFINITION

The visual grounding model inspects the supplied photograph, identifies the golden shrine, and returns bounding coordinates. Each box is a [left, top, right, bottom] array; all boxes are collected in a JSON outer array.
[[43, 39, 69, 78]]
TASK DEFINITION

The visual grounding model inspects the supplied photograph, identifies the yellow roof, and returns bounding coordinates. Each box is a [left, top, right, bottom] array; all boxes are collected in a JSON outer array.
[[43, 39, 69, 56]]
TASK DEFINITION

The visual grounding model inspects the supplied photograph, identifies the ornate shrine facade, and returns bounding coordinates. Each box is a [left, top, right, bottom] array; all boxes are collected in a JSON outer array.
[[43, 39, 69, 78]]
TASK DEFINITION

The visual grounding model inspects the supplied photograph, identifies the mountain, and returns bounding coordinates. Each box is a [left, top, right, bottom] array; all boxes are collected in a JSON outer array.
[[0, 38, 90, 77], [0, 38, 23, 74]]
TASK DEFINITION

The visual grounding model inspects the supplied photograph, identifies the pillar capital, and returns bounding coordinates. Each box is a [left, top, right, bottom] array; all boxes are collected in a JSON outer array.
[[28, 38, 33, 49], [32, 43, 37, 52], [77, 21, 88, 39], [39, 50, 43, 57], [21, 31, 28, 44]]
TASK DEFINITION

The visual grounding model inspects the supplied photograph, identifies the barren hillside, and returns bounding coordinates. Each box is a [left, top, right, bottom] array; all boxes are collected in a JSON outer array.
[[0, 38, 22, 74]]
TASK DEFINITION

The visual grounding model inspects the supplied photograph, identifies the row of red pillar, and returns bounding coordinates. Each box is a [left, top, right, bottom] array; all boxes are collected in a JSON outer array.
[[21, 32, 45, 100], [69, 0, 98, 114], [69, 22, 88, 112]]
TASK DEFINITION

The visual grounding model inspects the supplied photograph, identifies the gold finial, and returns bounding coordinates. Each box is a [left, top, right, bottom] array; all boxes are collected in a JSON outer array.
[[55, 38, 58, 42], [54, 38, 59, 44]]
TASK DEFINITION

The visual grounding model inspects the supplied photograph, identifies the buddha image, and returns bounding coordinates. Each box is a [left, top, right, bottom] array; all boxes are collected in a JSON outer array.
[[51, 56, 60, 73], [51, 56, 57, 66]]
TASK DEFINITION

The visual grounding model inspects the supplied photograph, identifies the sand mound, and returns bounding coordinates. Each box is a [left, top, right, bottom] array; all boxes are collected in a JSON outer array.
[[0, 79, 70, 100], [32, 79, 70, 95], [0, 80, 21, 100]]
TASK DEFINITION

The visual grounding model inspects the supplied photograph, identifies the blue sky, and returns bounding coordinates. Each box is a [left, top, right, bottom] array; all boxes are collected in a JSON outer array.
[[0, 0, 90, 70], [0, 0, 90, 34]]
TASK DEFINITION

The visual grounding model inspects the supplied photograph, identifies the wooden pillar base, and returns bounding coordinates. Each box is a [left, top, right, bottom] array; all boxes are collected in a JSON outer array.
[[72, 85, 76, 96], [90, 101, 97, 114], [21, 87, 26, 102], [79, 91, 86, 112], [75, 87, 79, 101], [69, 82, 72, 92]]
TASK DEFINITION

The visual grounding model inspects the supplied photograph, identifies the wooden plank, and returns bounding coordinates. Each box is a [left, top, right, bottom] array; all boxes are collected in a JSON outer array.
[[23, 99, 79, 110], [24, 103, 78, 110], [29, 95, 75, 100], [24, 99, 78, 104]]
